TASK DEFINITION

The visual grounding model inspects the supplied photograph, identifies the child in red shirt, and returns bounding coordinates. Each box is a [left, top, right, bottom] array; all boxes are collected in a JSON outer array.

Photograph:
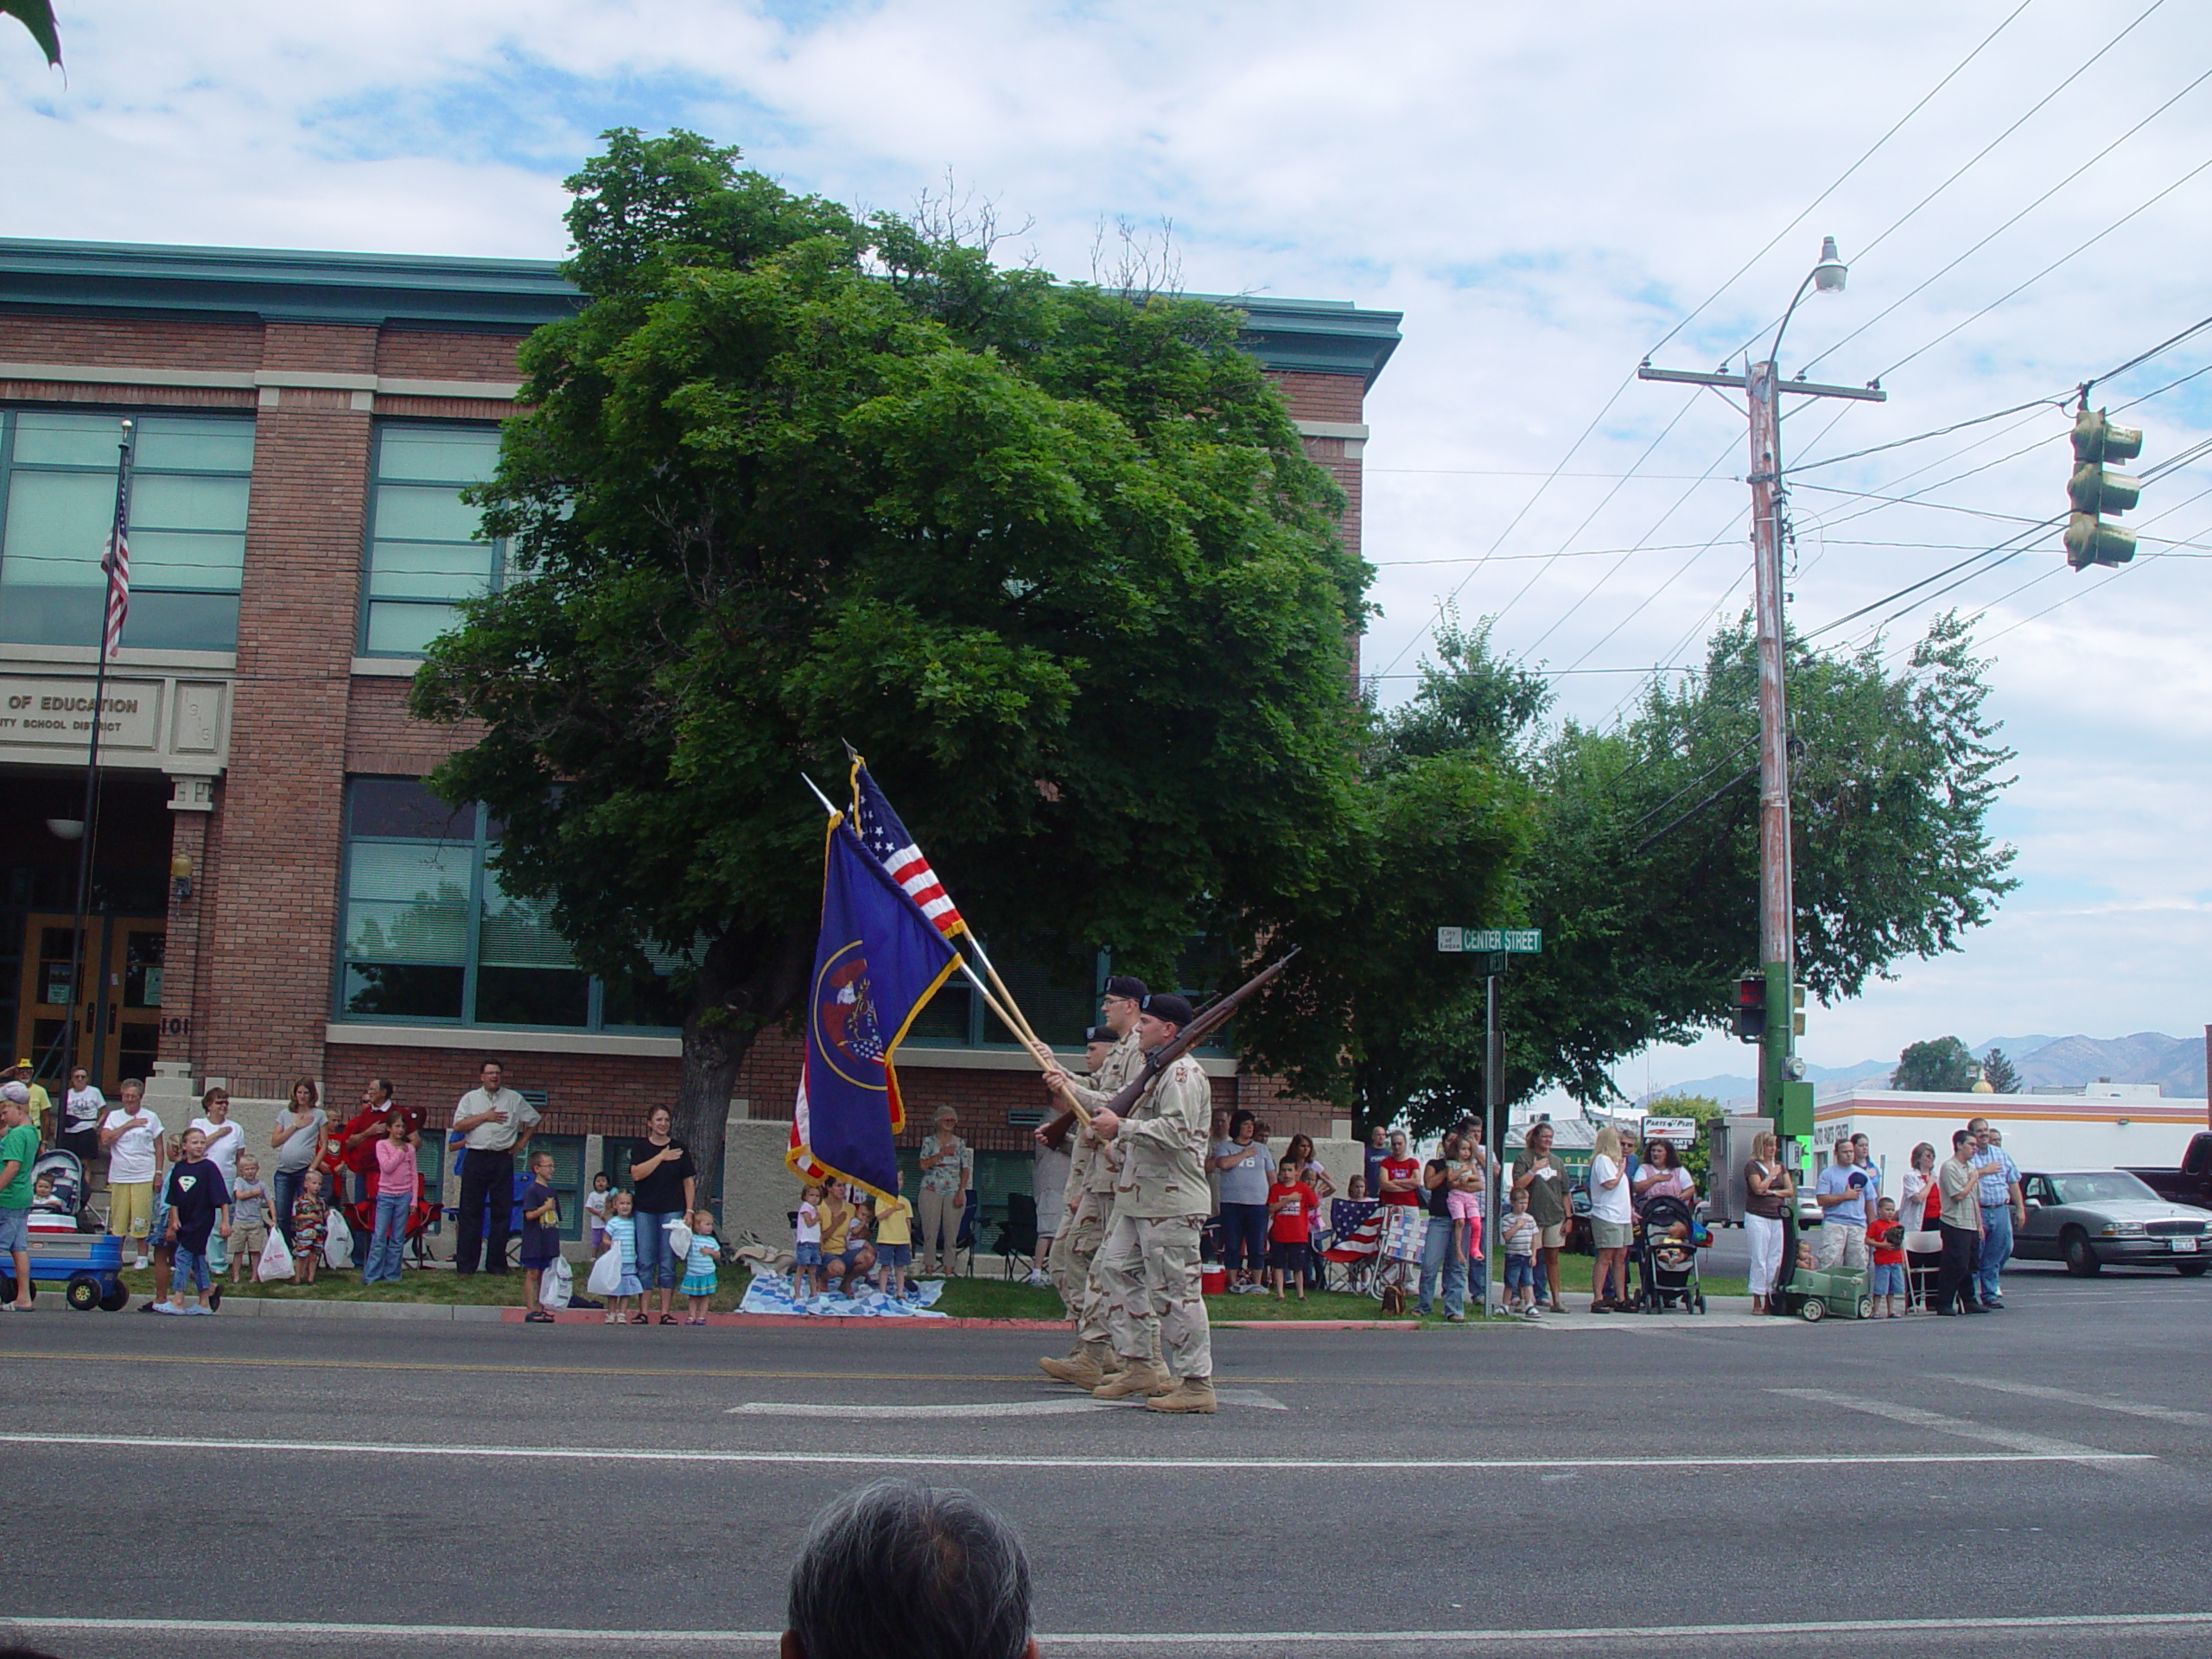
[[1869, 1195, 1907, 1318], [1266, 1172, 1319, 1302]]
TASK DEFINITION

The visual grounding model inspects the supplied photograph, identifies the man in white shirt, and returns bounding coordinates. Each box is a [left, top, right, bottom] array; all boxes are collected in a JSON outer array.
[[450, 1059, 539, 1276], [99, 1078, 164, 1268]]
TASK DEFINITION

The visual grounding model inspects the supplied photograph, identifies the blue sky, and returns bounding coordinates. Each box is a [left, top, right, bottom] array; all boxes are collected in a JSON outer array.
[[7, 0, 2210, 1094]]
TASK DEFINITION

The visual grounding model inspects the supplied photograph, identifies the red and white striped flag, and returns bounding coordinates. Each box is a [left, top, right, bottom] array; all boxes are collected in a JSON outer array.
[[850, 760, 967, 938], [100, 522, 130, 660]]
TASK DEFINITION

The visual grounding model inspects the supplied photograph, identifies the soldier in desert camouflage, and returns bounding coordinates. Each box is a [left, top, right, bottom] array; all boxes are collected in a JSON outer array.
[[1050, 990, 1216, 1415], [1038, 976, 1147, 1385]]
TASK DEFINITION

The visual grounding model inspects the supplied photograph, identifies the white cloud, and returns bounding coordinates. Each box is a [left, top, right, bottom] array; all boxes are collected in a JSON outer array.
[[6, 0, 2211, 1064]]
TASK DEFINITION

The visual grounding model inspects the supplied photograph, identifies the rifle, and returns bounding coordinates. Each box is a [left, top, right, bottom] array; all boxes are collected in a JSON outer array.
[[1036, 948, 1300, 1141]]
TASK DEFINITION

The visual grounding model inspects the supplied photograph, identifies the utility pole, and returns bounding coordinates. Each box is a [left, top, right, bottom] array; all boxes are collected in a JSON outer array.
[[1637, 239, 1884, 1141]]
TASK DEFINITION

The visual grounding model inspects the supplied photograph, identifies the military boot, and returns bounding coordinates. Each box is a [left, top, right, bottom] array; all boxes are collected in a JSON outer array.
[[1039, 1340, 1112, 1389], [1145, 1376, 1218, 1414], [1091, 1358, 1174, 1400]]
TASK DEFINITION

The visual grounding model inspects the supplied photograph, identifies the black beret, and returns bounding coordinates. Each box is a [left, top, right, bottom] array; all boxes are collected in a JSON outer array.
[[1140, 992, 1195, 1027], [1084, 1025, 1115, 1045], [1103, 975, 1149, 1001]]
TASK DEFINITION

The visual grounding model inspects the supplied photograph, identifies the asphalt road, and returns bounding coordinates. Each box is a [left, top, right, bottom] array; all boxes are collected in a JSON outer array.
[[1, 1257, 2207, 1659]]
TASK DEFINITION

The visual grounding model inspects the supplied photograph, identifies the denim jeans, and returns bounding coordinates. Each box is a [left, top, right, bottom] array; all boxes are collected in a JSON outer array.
[[633, 1211, 682, 1291], [1417, 1215, 1465, 1317], [1975, 1204, 2013, 1301], [363, 1192, 411, 1283], [172, 1247, 211, 1294], [272, 1168, 307, 1238]]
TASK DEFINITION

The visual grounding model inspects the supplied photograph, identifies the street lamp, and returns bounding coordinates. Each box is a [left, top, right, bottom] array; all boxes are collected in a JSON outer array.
[[1637, 238, 1885, 1139]]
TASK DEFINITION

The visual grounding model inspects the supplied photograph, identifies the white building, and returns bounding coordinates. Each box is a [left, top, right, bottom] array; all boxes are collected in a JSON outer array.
[[1815, 1089, 2209, 1180]]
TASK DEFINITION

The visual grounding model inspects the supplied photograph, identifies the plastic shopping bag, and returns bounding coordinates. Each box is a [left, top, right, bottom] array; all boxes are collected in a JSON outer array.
[[587, 1241, 623, 1297], [541, 1254, 573, 1311], [256, 1228, 295, 1283], [664, 1218, 693, 1263], [322, 1213, 353, 1269]]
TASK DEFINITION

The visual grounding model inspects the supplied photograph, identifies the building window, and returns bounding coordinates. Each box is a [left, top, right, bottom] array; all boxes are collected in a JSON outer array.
[[359, 423, 506, 658], [0, 410, 254, 652], [905, 948, 1103, 1050], [334, 777, 679, 1033]]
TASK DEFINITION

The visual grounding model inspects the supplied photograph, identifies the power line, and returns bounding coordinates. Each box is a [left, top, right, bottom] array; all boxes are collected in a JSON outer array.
[[1374, 7, 2035, 686], [1801, 58, 2212, 379], [1786, 397, 2063, 474], [1511, 430, 1742, 658], [1367, 468, 1730, 480], [1876, 144, 2212, 383], [1840, 0, 2170, 273], [1642, 0, 2036, 365]]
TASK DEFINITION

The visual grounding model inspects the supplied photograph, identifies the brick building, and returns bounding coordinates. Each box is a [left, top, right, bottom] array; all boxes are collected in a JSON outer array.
[[0, 237, 1398, 1233]]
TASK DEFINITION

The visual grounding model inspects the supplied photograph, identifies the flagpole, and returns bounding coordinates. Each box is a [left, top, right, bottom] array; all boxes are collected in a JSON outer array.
[[61, 418, 135, 1093], [798, 775, 1070, 1092]]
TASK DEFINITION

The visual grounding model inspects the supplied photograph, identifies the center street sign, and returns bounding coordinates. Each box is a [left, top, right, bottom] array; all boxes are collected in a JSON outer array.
[[1436, 927, 1543, 954]]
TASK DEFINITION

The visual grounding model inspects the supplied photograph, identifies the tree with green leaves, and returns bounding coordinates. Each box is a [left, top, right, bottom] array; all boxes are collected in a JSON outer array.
[[3, 0, 57, 66], [1980, 1046, 2022, 1094], [412, 130, 1371, 1205], [1297, 612, 2017, 1133], [1891, 1036, 1978, 1094]]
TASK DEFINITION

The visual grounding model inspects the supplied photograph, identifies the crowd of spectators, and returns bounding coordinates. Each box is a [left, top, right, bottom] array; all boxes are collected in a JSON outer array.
[[1745, 1111, 2025, 1316]]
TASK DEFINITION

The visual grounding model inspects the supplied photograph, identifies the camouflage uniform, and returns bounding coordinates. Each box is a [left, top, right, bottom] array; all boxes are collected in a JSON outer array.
[[1039, 1029, 1138, 1331], [1095, 1051, 1214, 1381]]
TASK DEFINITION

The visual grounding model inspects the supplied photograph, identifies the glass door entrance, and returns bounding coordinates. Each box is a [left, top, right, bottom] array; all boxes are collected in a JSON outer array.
[[16, 912, 164, 1094]]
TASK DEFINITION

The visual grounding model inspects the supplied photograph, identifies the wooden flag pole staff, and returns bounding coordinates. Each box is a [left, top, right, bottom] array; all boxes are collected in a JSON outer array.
[[798, 777, 1078, 1115]]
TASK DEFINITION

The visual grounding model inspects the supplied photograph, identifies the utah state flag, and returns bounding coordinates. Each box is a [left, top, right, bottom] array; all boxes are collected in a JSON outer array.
[[787, 818, 963, 1200]]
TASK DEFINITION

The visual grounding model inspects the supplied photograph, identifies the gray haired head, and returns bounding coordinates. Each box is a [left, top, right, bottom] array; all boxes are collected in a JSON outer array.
[[785, 1479, 1033, 1659]]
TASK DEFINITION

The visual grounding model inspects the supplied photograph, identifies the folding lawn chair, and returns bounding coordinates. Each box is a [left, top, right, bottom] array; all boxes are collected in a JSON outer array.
[[1320, 1198, 1381, 1294], [947, 1193, 977, 1277], [996, 1192, 1040, 1281]]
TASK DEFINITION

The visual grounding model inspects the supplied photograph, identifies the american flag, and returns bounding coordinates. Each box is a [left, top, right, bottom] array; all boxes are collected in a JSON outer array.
[[850, 760, 967, 938], [1321, 1199, 1382, 1262], [100, 522, 130, 660]]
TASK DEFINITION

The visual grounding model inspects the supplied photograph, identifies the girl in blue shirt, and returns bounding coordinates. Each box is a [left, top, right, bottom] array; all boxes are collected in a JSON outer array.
[[601, 1190, 645, 1325], [681, 1208, 720, 1325]]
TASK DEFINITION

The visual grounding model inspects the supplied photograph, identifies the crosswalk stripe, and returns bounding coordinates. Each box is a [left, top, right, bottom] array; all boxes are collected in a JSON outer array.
[[1928, 1374, 2212, 1426], [1770, 1386, 2128, 1465]]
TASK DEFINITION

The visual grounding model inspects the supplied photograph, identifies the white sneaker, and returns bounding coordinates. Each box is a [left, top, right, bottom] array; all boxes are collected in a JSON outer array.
[[133, 1255, 149, 1269]]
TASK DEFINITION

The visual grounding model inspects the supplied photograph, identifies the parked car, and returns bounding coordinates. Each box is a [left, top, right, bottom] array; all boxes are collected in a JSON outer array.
[[2013, 1169, 2212, 1277], [2122, 1132, 2212, 1211]]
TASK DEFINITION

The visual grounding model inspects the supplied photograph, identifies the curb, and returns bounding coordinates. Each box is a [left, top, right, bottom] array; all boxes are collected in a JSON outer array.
[[124, 1294, 507, 1323], [499, 1308, 1076, 1330]]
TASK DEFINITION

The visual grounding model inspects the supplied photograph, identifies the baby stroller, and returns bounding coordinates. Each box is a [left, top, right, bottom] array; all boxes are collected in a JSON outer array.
[[27, 1148, 94, 1234], [1631, 1193, 1708, 1314]]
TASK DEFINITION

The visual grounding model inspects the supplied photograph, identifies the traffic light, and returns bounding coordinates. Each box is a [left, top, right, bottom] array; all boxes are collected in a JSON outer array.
[[2064, 406, 2144, 570], [1732, 975, 1765, 1043], [1791, 982, 1807, 1038]]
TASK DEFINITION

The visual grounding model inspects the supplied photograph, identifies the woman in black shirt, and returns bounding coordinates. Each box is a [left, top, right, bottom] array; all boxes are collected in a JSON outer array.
[[628, 1107, 696, 1325]]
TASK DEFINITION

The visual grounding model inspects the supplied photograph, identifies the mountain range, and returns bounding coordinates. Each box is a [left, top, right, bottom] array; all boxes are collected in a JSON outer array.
[[1637, 1030, 2208, 1107]]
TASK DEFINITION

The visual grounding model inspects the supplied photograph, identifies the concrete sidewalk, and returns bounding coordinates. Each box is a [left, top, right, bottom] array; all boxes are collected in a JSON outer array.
[[1521, 1294, 1796, 1331]]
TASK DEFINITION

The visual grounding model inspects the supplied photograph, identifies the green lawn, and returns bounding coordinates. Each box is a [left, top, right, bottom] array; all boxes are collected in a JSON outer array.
[[112, 1254, 1742, 1319]]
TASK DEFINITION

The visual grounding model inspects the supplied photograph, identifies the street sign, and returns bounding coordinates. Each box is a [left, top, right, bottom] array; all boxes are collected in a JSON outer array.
[[1641, 1116, 1698, 1148], [1437, 927, 1542, 954]]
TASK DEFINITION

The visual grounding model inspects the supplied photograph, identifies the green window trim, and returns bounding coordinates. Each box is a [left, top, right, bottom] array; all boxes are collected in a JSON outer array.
[[0, 408, 255, 653], [359, 421, 507, 659], [334, 777, 681, 1036]]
